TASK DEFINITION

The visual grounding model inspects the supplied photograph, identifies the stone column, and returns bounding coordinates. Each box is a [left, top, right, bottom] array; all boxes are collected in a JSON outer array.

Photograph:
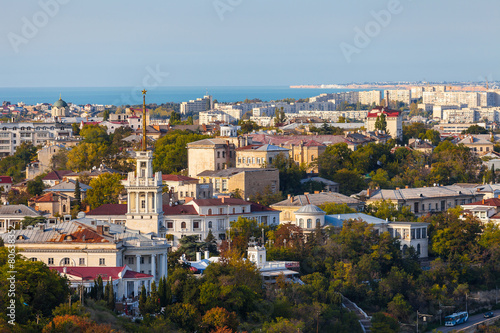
[[135, 254, 140, 273], [151, 254, 156, 281], [136, 192, 140, 214]]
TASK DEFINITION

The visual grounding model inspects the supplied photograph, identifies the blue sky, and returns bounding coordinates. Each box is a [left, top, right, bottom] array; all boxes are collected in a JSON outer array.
[[1, 0, 499, 87]]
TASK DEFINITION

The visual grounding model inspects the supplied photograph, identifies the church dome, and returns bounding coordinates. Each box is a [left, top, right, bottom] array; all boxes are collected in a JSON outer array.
[[295, 204, 325, 215], [53, 97, 68, 108]]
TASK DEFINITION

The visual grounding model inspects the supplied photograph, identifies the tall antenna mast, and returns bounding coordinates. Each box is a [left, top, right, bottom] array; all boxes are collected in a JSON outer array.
[[142, 89, 147, 151]]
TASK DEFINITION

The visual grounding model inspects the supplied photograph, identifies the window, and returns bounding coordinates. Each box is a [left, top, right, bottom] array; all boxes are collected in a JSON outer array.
[[181, 222, 187, 229], [257, 158, 261, 164], [141, 200, 146, 209], [416, 228, 421, 239], [411, 229, 415, 240], [167, 221, 173, 229], [99, 258, 105, 266], [128, 257, 134, 264], [208, 221, 213, 229], [217, 219, 225, 230], [269, 157, 273, 164], [79, 258, 85, 266], [193, 220, 200, 229], [316, 218, 320, 227], [417, 244, 421, 255], [217, 151, 220, 158], [307, 219, 312, 229], [222, 151, 225, 158], [414, 202, 419, 213], [141, 257, 145, 264], [394, 229, 401, 239], [273, 217, 276, 224], [299, 218, 304, 228], [238, 157, 241, 163], [429, 203, 432, 211], [48, 258, 54, 265], [219, 208, 223, 214], [30, 258, 37, 262], [208, 209, 213, 215], [422, 228, 427, 238]]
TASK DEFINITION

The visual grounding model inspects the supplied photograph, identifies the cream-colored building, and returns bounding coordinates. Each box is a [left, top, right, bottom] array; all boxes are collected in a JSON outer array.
[[1, 219, 169, 294], [271, 192, 363, 223], [359, 90, 382, 106], [366, 106, 403, 140], [0, 205, 42, 233], [236, 144, 289, 168], [187, 138, 236, 177], [362, 185, 484, 217], [457, 135, 496, 155], [197, 168, 279, 199], [384, 89, 411, 105]]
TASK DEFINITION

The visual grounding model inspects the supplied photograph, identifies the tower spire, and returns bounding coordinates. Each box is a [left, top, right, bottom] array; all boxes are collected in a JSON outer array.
[[142, 89, 147, 151]]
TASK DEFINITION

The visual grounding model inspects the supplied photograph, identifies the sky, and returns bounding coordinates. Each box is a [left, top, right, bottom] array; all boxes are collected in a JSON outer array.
[[1, 0, 499, 87]]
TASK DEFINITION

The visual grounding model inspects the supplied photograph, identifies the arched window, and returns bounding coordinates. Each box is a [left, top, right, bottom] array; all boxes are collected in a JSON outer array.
[[233, 208, 236, 214], [29, 258, 37, 262], [307, 219, 312, 229], [316, 218, 321, 227], [299, 218, 304, 228], [273, 217, 276, 224], [208, 221, 213, 229], [60, 258, 71, 266], [208, 209, 212, 215], [181, 222, 186, 229]]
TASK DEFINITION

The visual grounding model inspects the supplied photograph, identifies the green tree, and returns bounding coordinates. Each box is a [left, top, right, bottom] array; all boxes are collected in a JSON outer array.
[[237, 120, 260, 134], [268, 152, 306, 195], [274, 107, 287, 127], [169, 111, 182, 125], [80, 124, 110, 145], [375, 113, 387, 132], [66, 142, 108, 172], [387, 293, 412, 322], [102, 109, 110, 121], [153, 130, 210, 174], [366, 200, 417, 222], [27, 175, 45, 196], [318, 202, 356, 215], [71, 122, 80, 136], [462, 124, 488, 134], [74, 179, 81, 210], [86, 173, 124, 209], [332, 169, 366, 196]]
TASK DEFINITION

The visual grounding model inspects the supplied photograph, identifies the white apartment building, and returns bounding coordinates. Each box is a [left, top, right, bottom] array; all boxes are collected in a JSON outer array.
[[199, 110, 231, 125], [180, 95, 214, 115], [0, 122, 73, 157], [423, 91, 498, 108], [384, 89, 411, 105], [358, 90, 382, 105]]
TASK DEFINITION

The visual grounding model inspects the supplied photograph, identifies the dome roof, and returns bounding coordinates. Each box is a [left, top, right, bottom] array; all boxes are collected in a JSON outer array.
[[53, 96, 68, 108], [295, 204, 325, 215]]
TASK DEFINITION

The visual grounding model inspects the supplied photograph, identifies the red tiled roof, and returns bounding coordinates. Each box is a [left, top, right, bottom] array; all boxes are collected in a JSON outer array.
[[51, 266, 153, 281], [250, 202, 277, 212], [192, 198, 248, 206], [162, 174, 198, 182], [464, 198, 500, 207], [163, 205, 198, 216], [0, 176, 12, 184], [123, 270, 154, 279], [32, 192, 59, 203], [86, 204, 127, 216], [367, 107, 401, 118], [43, 170, 73, 181]]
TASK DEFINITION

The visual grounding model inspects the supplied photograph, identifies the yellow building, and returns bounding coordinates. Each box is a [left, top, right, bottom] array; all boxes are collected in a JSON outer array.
[[236, 144, 289, 168]]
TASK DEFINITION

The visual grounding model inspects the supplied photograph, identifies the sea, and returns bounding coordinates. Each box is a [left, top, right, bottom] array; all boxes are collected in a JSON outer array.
[[0, 86, 372, 106]]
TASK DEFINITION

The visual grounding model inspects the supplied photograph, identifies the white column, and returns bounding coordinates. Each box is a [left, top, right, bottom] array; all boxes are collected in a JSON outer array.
[[136, 254, 140, 272], [127, 193, 130, 214], [151, 254, 156, 281], [145, 191, 149, 214], [134, 280, 139, 298], [136, 192, 140, 213]]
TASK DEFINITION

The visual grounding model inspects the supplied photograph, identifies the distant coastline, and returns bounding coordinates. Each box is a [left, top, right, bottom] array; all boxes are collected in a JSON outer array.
[[290, 83, 490, 91]]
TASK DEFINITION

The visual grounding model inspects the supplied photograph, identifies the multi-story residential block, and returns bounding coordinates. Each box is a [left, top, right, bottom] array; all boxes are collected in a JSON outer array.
[[0, 122, 73, 157], [384, 89, 411, 105], [365, 106, 403, 140], [361, 185, 484, 217], [187, 138, 236, 177], [358, 90, 382, 105], [180, 95, 213, 115], [199, 110, 231, 125]]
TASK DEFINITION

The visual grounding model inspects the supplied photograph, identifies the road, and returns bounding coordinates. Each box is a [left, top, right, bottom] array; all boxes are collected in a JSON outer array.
[[435, 310, 500, 333]]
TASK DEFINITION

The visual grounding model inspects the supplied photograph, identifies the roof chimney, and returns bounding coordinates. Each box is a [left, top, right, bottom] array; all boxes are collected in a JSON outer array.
[[204, 250, 210, 260], [367, 188, 371, 198], [482, 199, 485, 204], [221, 197, 225, 203], [196, 252, 202, 261], [96, 225, 104, 235]]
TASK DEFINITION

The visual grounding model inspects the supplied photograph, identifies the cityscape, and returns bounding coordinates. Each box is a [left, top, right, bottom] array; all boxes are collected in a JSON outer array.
[[1, 1, 500, 333]]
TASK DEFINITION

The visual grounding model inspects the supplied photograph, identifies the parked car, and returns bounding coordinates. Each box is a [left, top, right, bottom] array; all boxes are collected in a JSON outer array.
[[484, 311, 494, 318]]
